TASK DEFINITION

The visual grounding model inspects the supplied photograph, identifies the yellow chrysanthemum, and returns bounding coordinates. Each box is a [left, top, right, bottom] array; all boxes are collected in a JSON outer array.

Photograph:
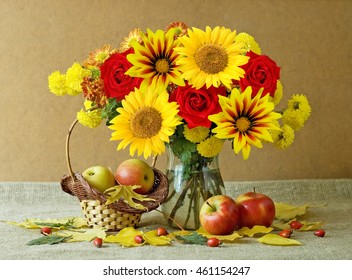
[[282, 109, 306, 131], [48, 71, 67, 96], [209, 87, 282, 160], [126, 28, 185, 92], [175, 26, 249, 89], [65, 62, 91, 96], [76, 101, 102, 128], [287, 94, 311, 121], [271, 124, 295, 149], [197, 136, 224, 158], [119, 28, 143, 52], [235, 32, 261, 55], [270, 80, 283, 106], [183, 125, 210, 143], [109, 86, 182, 159]]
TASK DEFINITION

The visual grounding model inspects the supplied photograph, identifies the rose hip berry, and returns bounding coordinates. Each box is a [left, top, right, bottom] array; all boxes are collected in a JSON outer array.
[[134, 235, 144, 244], [279, 229, 293, 238], [207, 237, 221, 247], [93, 237, 103, 248], [156, 227, 168, 236], [314, 229, 325, 237], [289, 221, 303, 230], [40, 227, 52, 236]]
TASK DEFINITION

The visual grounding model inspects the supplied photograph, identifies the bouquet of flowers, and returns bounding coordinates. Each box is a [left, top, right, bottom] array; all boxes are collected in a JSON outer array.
[[48, 22, 311, 229]]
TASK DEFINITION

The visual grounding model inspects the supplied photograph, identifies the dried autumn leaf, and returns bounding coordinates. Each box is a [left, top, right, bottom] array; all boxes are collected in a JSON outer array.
[[58, 227, 106, 242], [105, 185, 155, 210], [143, 230, 172, 246], [258, 233, 303, 246], [5, 217, 87, 229], [237, 226, 273, 237], [275, 202, 309, 221], [273, 220, 325, 231], [197, 227, 242, 242], [104, 227, 143, 247]]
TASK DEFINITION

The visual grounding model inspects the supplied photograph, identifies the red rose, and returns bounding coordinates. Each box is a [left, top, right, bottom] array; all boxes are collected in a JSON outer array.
[[170, 83, 226, 128], [239, 51, 280, 97], [100, 49, 142, 101]]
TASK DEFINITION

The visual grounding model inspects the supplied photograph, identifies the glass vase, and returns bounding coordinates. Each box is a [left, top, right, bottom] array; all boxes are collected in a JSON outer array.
[[161, 145, 225, 230]]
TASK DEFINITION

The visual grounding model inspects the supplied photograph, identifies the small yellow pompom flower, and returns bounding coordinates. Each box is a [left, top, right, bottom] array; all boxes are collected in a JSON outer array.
[[282, 109, 306, 131], [270, 80, 283, 106], [287, 94, 311, 121], [183, 125, 210, 143], [77, 100, 101, 128], [271, 124, 295, 149], [48, 71, 67, 96], [235, 32, 261, 55], [65, 62, 91, 96], [197, 136, 224, 158]]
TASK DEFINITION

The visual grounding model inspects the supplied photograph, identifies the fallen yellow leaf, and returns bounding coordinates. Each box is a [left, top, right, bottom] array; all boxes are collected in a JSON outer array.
[[58, 227, 106, 242], [143, 230, 172, 246], [197, 227, 242, 242], [5, 217, 87, 229], [104, 227, 143, 247], [237, 226, 273, 237], [258, 233, 303, 246], [275, 202, 309, 221]]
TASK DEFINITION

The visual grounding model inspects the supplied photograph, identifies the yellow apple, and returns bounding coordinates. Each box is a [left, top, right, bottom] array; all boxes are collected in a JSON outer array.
[[82, 166, 116, 193]]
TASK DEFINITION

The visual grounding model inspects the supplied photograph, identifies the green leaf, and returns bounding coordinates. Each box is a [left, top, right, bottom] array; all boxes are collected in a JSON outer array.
[[257, 233, 303, 246], [175, 232, 208, 245], [101, 98, 121, 125], [104, 185, 155, 210], [27, 235, 69, 246]]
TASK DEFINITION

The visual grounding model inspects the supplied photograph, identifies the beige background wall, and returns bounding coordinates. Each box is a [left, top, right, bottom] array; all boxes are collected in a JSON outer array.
[[0, 0, 351, 182]]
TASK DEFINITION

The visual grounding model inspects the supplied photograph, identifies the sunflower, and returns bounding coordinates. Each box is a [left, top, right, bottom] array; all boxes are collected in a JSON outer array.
[[109, 86, 182, 158], [209, 87, 282, 160], [174, 26, 249, 89], [125, 28, 185, 91]]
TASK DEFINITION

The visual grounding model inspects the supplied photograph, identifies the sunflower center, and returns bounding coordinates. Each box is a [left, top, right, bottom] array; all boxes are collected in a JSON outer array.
[[155, 58, 170, 74], [194, 44, 228, 74], [235, 117, 251, 133], [130, 107, 162, 138]]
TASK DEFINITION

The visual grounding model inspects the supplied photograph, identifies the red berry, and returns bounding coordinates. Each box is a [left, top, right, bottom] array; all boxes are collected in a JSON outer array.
[[93, 237, 103, 248], [279, 229, 292, 238], [134, 235, 144, 244], [40, 227, 52, 236], [314, 229, 325, 237], [289, 221, 303, 230], [207, 237, 221, 247], [156, 227, 168, 236]]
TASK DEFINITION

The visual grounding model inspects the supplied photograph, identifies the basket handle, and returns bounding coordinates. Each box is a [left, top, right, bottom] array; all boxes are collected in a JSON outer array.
[[65, 117, 79, 181]]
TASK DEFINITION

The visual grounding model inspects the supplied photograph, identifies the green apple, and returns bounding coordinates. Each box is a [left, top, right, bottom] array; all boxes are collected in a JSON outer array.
[[82, 166, 116, 193], [114, 159, 155, 194]]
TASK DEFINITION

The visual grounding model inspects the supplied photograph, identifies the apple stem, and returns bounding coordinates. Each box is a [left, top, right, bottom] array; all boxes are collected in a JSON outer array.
[[206, 201, 216, 212]]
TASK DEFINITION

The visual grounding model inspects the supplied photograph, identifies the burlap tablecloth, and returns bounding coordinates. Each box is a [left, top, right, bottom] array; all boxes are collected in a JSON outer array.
[[0, 179, 351, 260]]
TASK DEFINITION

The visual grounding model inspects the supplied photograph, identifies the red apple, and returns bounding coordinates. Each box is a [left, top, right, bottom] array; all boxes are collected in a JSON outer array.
[[114, 159, 155, 194], [199, 195, 240, 235], [235, 191, 275, 228]]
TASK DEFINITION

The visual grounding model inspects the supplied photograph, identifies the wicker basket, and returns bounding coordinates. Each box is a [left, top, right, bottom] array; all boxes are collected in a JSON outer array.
[[60, 118, 169, 231]]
